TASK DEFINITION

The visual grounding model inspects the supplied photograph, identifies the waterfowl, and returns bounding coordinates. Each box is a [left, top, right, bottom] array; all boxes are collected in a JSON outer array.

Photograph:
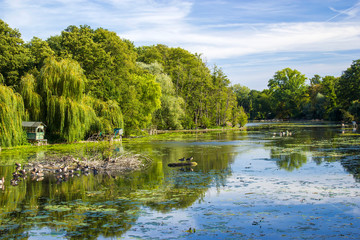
[[186, 156, 194, 162], [82, 166, 90, 172], [75, 165, 81, 171], [31, 168, 37, 177], [36, 177, 44, 182], [56, 176, 63, 184], [36, 171, 44, 177], [62, 166, 68, 173], [10, 179, 18, 186], [0, 176, 4, 185], [19, 169, 26, 176], [179, 157, 185, 162]]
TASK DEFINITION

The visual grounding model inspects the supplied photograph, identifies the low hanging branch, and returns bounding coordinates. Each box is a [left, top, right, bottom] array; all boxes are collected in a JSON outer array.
[[19, 73, 42, 121], [0, 85, 25, 147], [38, 57, 98, 142]]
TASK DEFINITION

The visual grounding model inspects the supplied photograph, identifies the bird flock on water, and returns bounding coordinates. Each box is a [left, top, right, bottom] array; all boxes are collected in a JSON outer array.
[[0, 161, 99, 190], [273, 130, 292, 137]]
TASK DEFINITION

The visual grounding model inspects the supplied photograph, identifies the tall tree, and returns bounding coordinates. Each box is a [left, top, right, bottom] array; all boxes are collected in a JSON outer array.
[[337, 59, 360, 109], [137, 62, 184, 130], [165, 49, 214, 128], [321, 76, 338, 118], [211, 66, 236, 126], [47, 25, 162, 134], [268, 68, 309, 118], [248, 90, 273, 119], [137, 45, 242, 128], [232, 84, 251, 114], [121, 73, 161, 133], [47, 25, 137, 101], [0, 20, 30, 86], [37, 57, 98, 142]]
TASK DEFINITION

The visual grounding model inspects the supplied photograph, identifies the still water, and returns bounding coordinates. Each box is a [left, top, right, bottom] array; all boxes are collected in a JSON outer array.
[[0, 123, 359, 239]]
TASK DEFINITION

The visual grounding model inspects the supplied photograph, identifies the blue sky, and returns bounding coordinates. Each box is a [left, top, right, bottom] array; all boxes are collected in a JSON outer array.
[[1, 0, 360, 90]]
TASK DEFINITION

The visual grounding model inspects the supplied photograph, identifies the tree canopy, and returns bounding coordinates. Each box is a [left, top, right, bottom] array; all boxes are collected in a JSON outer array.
[[338, 60, 360, 109], [0, 20, 30, 86], [268, 68, 309, 119]]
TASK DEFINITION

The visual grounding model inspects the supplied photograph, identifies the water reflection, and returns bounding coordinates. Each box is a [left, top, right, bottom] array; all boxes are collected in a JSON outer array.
[[341, 158, 360, 182], [0, 133, 240, 239], [271, 151, 308, 171], [0, 124, 359, 239]]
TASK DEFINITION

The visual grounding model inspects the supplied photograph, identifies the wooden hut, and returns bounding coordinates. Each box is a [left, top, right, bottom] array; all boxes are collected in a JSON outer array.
[[22, 121, 47, 145]]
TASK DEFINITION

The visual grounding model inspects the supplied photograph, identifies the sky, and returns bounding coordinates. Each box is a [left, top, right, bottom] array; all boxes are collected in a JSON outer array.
[[1, 0, 360, 90]]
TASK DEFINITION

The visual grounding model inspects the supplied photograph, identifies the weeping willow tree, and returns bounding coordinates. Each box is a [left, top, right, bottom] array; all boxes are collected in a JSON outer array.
[[19, 73, 42, 121], [39, 57, 85, 102], [85, 97, 124, 134], [47, 96, 98, 142], [0, 84, 25, 147], [37, 57, 97, 142]]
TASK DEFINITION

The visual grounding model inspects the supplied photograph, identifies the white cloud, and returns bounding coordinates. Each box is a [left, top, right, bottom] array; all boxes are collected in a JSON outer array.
[[1, 0, 193, 40], [3, 0, 360, 58], [1, 0, 360, 89], [125, 20, 360, 62]]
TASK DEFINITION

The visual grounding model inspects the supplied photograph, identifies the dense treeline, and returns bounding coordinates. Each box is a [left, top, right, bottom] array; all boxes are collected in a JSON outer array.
[[233, 65, 360, 122], [1, 19, 359, 147], [0, 20, 247, 146]]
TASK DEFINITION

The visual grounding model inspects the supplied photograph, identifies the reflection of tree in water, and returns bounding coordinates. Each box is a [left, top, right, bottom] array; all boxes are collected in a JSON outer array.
[[0, 162, 164, 239], [270, 149, 308, 171], [263, 125, 347, 172], [340, 158, 360, 182], [0, 131, 240, 238], [141, 143, 236, 212]]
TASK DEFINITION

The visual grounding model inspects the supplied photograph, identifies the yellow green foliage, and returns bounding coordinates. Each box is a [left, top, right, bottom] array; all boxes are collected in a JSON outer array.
[[0, 84, 25, 147], [85, 97, 124, 133], [19, 73, 42, 121], [38, 57, 97, 142]]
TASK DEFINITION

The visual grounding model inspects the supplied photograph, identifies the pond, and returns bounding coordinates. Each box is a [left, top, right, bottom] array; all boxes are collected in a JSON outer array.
[[0, 122, 359, 239]]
